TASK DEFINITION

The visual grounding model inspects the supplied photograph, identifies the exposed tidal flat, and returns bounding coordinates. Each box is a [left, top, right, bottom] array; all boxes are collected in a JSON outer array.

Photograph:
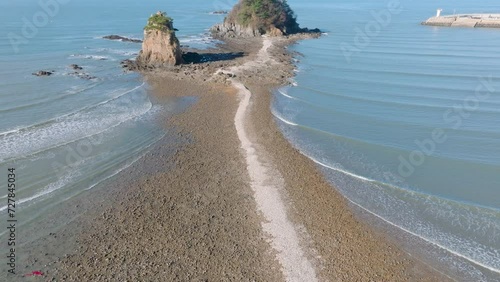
[[3, 35, 451, 281], [1, 0, 499, 281]]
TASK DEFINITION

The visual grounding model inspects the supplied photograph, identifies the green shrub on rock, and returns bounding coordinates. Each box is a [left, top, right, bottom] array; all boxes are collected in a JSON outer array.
[[145, 11, 174, 32]]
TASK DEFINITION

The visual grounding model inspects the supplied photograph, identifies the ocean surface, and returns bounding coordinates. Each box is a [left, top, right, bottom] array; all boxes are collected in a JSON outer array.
[[273, 0, 500, 279], [1, 0, 499, 280], [0, 0, 227, 245]]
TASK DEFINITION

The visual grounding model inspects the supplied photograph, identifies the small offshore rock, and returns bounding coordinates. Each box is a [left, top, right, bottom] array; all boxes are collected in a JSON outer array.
[[70, 64, 83, 70], [211, 10, 228, 15], [103, 35, 142, 43], [33, 70, 53, 76], [135, 11, 183, 68]]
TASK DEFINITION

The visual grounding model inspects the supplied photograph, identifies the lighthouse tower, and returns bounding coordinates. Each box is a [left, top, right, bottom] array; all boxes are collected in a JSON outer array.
[[436, 8, 443, 17]]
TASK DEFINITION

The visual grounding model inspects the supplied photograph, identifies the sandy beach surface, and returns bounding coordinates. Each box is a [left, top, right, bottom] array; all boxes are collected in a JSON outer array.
[[7, 35, 458, 281]]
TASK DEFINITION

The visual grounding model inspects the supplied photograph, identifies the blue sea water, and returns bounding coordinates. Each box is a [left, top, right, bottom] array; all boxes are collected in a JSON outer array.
[[0, 0, 499, 280], [273, 0, 500, 279], [0, 0, 228, 245]]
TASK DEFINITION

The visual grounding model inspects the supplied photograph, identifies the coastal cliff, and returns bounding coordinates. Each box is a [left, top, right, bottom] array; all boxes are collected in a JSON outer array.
[[136, 12, 183, 67], [211, 0, 318, 37]]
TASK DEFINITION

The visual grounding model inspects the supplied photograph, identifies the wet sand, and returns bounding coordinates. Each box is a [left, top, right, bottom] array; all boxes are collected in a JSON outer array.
[[16, 36, 456, 281]]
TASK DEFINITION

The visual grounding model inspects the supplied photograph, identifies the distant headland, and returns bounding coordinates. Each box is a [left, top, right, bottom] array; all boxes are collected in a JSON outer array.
[[422, 9, 500, 28], [211, 0, 320, 38]]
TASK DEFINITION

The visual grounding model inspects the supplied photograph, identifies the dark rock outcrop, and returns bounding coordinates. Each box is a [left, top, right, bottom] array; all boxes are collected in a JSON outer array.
[[33, 70, 54, 76], [103, 35, 143, 43]]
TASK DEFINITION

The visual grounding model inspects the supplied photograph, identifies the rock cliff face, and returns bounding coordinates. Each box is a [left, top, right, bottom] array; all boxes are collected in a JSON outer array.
[[211, 22, 288, 38], [211, 22, 264, 38], [211, 0, 301, 38], [136, 12, 183, 67]]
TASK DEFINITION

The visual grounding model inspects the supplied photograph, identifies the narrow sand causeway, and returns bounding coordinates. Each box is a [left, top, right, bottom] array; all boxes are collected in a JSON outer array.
[[228, 37, 318, 282]]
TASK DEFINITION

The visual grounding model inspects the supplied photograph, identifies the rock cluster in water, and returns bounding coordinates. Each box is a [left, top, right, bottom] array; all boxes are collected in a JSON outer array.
[[32, 65, 96, 80], [135, 11, 183, 68]]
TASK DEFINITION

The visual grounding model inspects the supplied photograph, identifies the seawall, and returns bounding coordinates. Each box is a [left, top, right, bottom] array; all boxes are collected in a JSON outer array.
[[422, 14, 500, 28]]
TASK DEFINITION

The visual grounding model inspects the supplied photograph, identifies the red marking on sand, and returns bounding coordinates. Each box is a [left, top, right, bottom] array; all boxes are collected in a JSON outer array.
[[24, 271, 44, 277]]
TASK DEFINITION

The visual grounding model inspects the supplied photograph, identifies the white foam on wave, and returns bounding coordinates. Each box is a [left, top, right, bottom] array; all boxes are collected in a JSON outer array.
[[180, 35, 211, 44], [179, 33, 222, 48], [0, 84, 150, 162], [0, 82, 102, 117], [0, 130, 165, 217], [0, 128, 23, 137], [112, 50, 137, 56], [272, 100, 500, 273], [64, 84, 91, 95], [307, 155, 374, 183]]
